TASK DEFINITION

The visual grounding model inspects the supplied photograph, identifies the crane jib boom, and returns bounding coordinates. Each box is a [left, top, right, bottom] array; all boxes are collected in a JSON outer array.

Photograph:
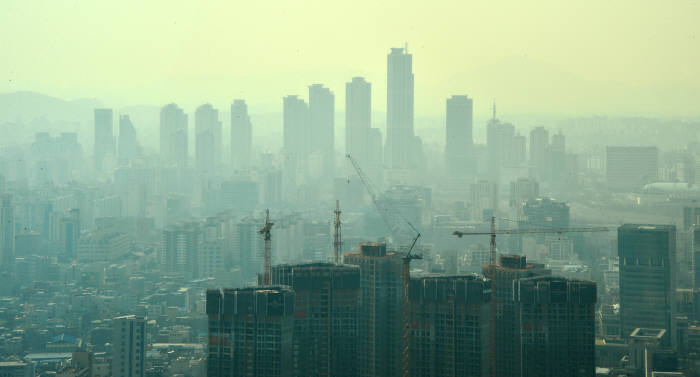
[[453, 226, 609, 237]]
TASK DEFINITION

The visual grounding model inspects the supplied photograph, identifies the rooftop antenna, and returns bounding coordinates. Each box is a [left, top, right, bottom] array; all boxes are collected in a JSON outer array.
[[492, 99, 497, 120]]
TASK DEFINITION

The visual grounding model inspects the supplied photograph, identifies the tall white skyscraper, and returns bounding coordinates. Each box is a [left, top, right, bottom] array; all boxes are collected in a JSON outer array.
[[346, 77, 371, 161], [118, 115, 138, 164], [308, 84, 335, 179], [112, 315, 146, 377], [94, 108, 114, 172], [230, 100, 252, 171], [159, 104, 188, 167], [195, 104, 222, 177], [445, 95, 474, 176], [385, 47, 415, 170], [0, 194, 14, 269]]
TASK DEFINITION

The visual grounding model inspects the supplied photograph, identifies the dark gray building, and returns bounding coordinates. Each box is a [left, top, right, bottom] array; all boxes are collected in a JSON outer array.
[[206, 286, 295, 377], [344, 243, 403, 377], [618, 224, 676, 337], [513, 276, 597, 377], [409, 274, 490, 377], [271, 263, 360, 377], [445, 95, 474, 176]]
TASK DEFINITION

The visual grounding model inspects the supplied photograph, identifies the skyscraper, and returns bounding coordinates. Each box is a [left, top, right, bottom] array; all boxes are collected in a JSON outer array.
[[94, 108, 114, 172], [346, 77, 371, 161], [0, 194, 14, 269], [195, 104, 222, 177], [271, 263, 361, 377], [160, 103, 189, 167], [385, 47, 415, 170], [112, 315, 146, 377], [231, 99, 252, 171], [445, 95, 474, 176], [161, 222, 202, 280], [529, 126, 550, 181], [206, 287, 295, 377], [409, 274, 491, 377], [117, 115, 138, 164], [283, 95, 310, 187], [344, 243, 403, 377], [308, 84, 335, 179], [234, 217, 265, 284], [513, 276, 597, 377], [618, 224, 676, 337]]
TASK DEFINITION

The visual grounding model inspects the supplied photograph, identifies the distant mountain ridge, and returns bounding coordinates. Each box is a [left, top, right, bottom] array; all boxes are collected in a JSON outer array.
[[0, 91, 102, 124]]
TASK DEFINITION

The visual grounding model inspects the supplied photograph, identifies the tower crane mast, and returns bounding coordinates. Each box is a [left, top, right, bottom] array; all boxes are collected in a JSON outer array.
[[346, 154, 420, 377]]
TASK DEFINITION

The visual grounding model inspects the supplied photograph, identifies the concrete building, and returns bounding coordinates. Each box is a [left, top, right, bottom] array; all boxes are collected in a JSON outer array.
[[409, 274, 490, 377], [509, 177, 539, 210], [234, 217, 265, 284], [0, 194, 14, 269], [283, 95, 310, 188], [195, 104, 222, 177], [160, 104, 188, 167], [94, 108, 114, 172], [206, 286, 295, 377], [271, 263, 361, 377], [513, 276, 597, 377], [345, 77, 371, 163], [308, 84, 335, 180], [529, 126, 549, 181], [77, 229, 129, 262], [618, 224, 676, 338], [230, 100, 252, 171], [161, 223, 202, 279], [385, 47, 415, 170], [344, 243, 403, 377], [445, 95, 474, 177], [606, 146, 659, 191], [117, 115, 138, 164], [112, 315, 146, 377], [483, 255, 551, 377], [0, 361, 33, 377]]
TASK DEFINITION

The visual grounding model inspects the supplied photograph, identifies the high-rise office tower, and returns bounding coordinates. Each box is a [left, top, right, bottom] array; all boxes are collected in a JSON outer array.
[[160, 103, 189, 167], [161, 222, 202, 280], [344, 243, 403, 377], [60, 208, 80, 261], [513, 276, 597, 377], [409, 275, 491, 377], [549, 131, 566, 182], [118, 115, 138, 164], [231, 100, 252, 171], [94, 108, 114, 172], [206, 287, 295, 377], [346, 77, 372, 163], [283, 95, 310, 186], [529, 126, 550, 181], [483, 255, 551, 377], [308, 84, 335, 179], [112, 315, 146, 377], [385, 47, 415, 170], [195, 104, 222, 177], [605, 146, 659, 191], [0, 194, 14, 269], [618, 224, 676, 337], [271, 263, 361, 377], [445, 95, 474, 176]]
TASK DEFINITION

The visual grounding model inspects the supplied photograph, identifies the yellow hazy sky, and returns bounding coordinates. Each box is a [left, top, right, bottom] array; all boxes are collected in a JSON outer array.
[[2, 0, 699, 117]]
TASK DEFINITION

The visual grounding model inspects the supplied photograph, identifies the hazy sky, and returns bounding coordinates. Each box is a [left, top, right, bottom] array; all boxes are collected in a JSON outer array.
[[2, 0, 699, 117]]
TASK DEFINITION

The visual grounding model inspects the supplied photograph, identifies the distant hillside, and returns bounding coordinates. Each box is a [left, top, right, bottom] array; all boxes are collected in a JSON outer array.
[[0, 91, 101, 124]]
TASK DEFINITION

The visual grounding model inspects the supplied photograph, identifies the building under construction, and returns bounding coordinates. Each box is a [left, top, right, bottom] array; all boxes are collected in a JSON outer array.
[[270, 262, 360, 377], [344, 242, 403, 377], [483, 254, 550, 377], [409, 274, 491, 377], [513, 276, 597, 377], [206, 286, 295, 377]]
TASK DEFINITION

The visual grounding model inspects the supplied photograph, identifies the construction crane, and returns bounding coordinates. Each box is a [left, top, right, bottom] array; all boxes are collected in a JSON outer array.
[[333, 200, 342, 264], [259, 209, 274, 286], [453, 216, 609, 377], [346, 154, 421, 377]]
